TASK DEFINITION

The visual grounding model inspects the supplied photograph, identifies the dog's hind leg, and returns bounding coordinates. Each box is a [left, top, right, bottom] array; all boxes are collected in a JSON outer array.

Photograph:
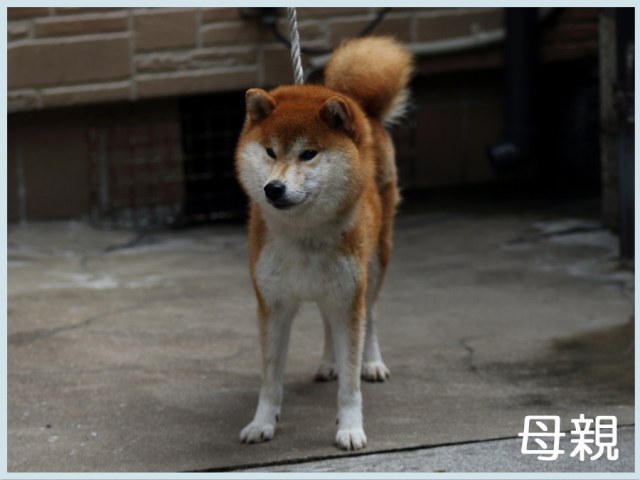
[[362, 310, 390, 382], [314, 311, 337, 381], [361, 255, 390, 382], [240, 300, 298, 444]]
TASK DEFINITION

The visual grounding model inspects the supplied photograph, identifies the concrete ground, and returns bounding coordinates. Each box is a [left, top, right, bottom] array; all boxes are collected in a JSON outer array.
[[7, 197, 635, 473]]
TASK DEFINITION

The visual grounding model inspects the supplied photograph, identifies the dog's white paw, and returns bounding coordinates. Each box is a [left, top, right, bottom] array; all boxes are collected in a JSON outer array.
[[361, 360, 390, 382], [314, 363, 337, 382], [335, 427, 367, 450], [239, 420, 276, 444]]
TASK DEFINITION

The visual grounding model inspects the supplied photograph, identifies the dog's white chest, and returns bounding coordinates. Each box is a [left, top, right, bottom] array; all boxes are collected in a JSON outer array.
[[255, 237, 357, 302]]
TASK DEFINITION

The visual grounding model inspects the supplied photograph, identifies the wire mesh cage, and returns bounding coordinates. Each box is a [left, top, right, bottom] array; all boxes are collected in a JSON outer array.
[[88, 102, 185, 229], [179, 91, 247, 222], [88, 92, 247, 229]]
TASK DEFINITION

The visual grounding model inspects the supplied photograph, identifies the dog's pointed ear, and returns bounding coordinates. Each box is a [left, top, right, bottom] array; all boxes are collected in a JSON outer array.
[[320, 96, 355, 136], [246, 88, 276, 122]]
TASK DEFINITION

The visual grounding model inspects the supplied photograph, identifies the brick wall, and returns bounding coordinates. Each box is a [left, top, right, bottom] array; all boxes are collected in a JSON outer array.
[[8, 6, 509, 112], [7, 7, 601, 224]]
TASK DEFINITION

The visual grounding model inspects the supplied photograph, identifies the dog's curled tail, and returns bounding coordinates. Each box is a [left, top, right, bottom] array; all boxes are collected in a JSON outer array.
[[324, 36, 413, 126]]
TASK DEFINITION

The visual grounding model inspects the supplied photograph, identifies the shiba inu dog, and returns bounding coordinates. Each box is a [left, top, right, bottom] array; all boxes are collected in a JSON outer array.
[[235, 36, 413, 451]]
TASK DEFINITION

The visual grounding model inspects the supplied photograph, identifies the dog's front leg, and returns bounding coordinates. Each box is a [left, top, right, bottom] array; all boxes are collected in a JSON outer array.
[[319, 293, 367, 450], [240, 300, 297, 444]]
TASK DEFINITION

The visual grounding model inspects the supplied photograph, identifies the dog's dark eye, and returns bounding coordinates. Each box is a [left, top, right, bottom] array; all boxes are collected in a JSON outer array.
[[266, 147, 276, 159], [300, 150, 317, 161]]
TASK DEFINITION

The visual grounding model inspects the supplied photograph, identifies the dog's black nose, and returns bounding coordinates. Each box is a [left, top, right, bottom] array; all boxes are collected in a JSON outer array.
[[264, 181, 286, 202]]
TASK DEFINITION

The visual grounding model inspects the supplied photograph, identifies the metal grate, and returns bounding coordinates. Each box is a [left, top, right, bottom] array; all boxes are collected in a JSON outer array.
[[180, 91, 247, 222], [88, 92, 247, 229], [89, 104, 185, 229]]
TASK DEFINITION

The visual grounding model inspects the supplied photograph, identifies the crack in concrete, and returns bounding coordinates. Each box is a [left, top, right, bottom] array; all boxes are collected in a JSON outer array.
[[192, 425, 636, 472], [9, 364, 150, 377], [77, 233, 149, 271], [459, 335, 482, 374], [103, 233, 156, 253], [8, 302, 150, 347], [502, 226, 603, 246]]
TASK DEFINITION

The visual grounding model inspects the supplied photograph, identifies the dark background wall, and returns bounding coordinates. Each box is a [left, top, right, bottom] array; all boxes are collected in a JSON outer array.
[[8, 7, 623, 232]]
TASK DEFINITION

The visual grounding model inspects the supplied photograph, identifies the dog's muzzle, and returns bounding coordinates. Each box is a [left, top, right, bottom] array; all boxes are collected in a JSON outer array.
[[263, 181, 304, 210]]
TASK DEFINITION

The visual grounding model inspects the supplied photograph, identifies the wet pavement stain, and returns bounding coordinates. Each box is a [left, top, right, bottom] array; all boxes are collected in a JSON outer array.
[[486, 320, 634, 406], [548, 319, 634, 392]]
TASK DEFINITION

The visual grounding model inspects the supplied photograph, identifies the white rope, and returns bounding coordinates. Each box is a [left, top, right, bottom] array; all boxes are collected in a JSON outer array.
[[287, 7, 304, 85]]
